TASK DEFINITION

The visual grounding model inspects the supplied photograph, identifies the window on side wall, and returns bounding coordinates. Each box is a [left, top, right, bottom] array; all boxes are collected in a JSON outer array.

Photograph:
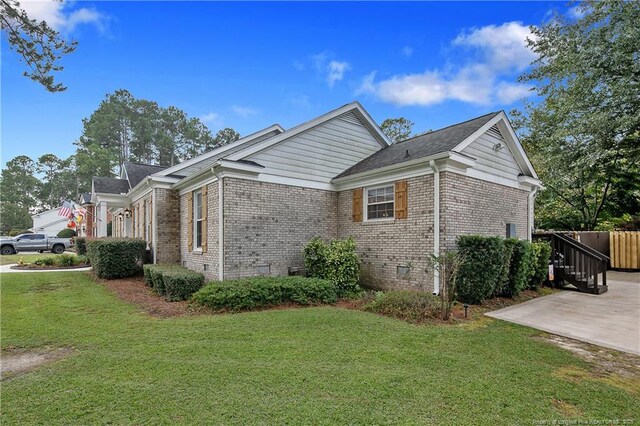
[[193, 190, 203, 249], [366, 185, 394, 220]]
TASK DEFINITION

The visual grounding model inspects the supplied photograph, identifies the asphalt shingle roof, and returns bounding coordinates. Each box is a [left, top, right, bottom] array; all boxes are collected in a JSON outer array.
[[334, 111, 501, 179], [123, 162, 168, 188], [93, 177, 130, 194]]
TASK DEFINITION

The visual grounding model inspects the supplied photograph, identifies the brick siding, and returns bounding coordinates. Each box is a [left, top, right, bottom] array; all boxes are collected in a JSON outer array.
[[337, 175, 436, 292], [155, 188, 181, 264], [222, 178, 337, 280]]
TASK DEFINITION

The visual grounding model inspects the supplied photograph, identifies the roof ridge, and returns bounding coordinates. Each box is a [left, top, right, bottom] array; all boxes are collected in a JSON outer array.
[[397, 111, 502, 145], [124, 161, 167, 168]]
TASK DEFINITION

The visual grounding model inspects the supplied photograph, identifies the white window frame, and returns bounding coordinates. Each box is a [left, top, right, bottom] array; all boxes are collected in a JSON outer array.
[[365, 184, 395, 221], [193, 189, 203, 250]]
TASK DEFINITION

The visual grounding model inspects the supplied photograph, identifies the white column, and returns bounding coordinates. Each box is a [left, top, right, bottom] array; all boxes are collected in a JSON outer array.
[[429, 160, 440, 295], [98, 201, 108, 237]]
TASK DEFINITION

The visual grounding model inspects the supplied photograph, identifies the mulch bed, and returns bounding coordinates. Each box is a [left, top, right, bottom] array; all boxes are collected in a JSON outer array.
[[94, 275, 193, 318], [11, 264, 90, 271]]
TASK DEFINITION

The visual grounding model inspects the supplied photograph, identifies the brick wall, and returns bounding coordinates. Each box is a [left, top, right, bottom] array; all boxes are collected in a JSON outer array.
[[222, 178, 337, 280], [179, 183, 219, 280], [155, 188, 181, 265], [337, 175, 436, 292], [439, 172, 529, 251]]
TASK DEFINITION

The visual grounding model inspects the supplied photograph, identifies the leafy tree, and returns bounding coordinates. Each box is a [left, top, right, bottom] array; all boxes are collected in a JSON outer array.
[[514, 0, 640, 230], [212, 128, 241, 149], [36, 154, 78, 210], [0, 155, 40, 234], [380, 118, 414, 144], [0, 0, 76, 92]]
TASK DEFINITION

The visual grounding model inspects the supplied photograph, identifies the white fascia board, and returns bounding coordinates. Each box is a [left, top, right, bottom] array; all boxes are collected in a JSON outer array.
[[517, 174, 542, 188], [226, 102, 389, 162], [94, 193, 129, 207], [177, 172, 218, 196], [452, 112, 538, 179], [129, 175, 180, 202], [214, 159, 264, 175], [464, 168, 536, 191], [257, 173, 335, 191], [155, 124, 285, 177]]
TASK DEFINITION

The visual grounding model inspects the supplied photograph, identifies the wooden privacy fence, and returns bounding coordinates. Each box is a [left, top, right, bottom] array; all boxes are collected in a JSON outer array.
[[610, 231, 639, 270]]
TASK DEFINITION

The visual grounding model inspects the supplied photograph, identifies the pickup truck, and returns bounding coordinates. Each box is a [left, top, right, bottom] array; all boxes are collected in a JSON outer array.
[[0, 233, 74, 255]]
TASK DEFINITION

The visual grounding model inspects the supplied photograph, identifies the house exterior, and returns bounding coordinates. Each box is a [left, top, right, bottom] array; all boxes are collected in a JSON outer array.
[[89, 102, 541, 293], [30, 207, 69, 236]]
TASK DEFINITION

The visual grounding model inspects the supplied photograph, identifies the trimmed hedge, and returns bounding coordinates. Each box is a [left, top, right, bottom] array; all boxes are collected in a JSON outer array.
[[143, 264, 205, 301], [501, 239, 534, 297], [530, 241, 552, 289], [87, 238, 147, 279], [57, 228, 77, 238], [191, 276, 337, 312], [303, 236, 360, 297], [74, 237, 87, 255], [456, 235, 505, 304]]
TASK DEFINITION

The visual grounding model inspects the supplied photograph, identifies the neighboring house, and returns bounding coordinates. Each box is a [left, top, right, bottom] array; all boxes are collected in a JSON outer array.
[[89, 102, 541, 293], [30, 207, 69, 236]]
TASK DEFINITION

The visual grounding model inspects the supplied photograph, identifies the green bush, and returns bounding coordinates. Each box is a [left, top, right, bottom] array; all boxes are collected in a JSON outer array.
[[142, 264, 155, 287], [57, 228, 77, 238], [74, 237, 87, 255], [501, 239, 534, 297], [76, 255, 89, 265], [364, 290, 441, 323], [87, 238, 147, 279], [303, 237, 329, 279], [163, 269, 205, 301], [495, 239, 516, 296], [530, 241, 552, 288], [303, 236, 360, 297], [8, 229, 32, 237], [57, 254, 77, 267], [33, 256, 55, 266], [192, 276, 337, 312], [456, 235, 505, 304], [150, 268, 166, 294]]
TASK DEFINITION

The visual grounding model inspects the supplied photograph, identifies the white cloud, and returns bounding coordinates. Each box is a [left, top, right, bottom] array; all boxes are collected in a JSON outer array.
[[231, 105, 257, 118], [453, 21, 537, 72], [327, 60, 350, 87], [401, 46, 414, 58], [17, 0, 105, 33], [287, 94, 311, 108], [359, 21, 537, 107], [200, 112, 223, 127]]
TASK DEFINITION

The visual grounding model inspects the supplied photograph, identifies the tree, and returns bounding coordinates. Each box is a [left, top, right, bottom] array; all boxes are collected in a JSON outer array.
[[380, 117, 414, 144], [36, 154, 78, 210], [212, 128, 241, 149], [514, 0, 640, 230], [0, 0, 76, 92], [0, 155, 40, 234]]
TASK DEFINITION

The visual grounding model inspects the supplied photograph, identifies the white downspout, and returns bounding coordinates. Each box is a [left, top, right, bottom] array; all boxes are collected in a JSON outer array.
[[151, 184, 158, 263], [217, 172, 224, 281], [528, 187, 538, 242], [429, 160, 440, 295]]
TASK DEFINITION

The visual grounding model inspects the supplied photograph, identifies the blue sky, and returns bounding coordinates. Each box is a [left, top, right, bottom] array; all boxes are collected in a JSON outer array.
[[1, 1, 578, 165]]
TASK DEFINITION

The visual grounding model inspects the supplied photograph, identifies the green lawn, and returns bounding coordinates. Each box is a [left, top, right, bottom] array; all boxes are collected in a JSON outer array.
[[0, 252, 66, 266], [2, 273, 638, 424]]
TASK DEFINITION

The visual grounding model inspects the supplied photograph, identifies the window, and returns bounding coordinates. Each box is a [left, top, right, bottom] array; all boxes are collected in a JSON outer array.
[[366, 185, 394, 220], [193, 190, 203, 249]]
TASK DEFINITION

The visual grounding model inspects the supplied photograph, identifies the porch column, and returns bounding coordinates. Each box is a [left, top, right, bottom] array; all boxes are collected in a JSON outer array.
[[97, 201, 108, 237]]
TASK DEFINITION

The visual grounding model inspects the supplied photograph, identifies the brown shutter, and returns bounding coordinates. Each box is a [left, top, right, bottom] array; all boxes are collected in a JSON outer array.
[[201, 185, 208, 253], [352, 188, 363, 222], [395, 180, 408, 219], [187, 191, 193, 251]]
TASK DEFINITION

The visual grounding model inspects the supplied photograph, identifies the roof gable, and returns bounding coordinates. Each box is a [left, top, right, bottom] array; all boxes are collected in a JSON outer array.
[[93, 177, 130, 194], [123, 162, 168, 189], [335, 111, 500, 179]]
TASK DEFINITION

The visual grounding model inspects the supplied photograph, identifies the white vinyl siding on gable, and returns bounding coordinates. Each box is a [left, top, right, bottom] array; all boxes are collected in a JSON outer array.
[[461, 125, 523, 180], [246, 112, 382, 183]]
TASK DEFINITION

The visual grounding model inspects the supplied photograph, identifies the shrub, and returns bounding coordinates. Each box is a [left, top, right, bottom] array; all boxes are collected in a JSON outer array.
[[192, 276, 337, 312], [8, 229, 32, 237], [530, 241, 552, 288], [87, 238, 147, 279], [163, 269, 205, 301], [33, 256, 55, 266], [142, 264, 155, 287], [496, 239, 517, 296], [364, 291, 441, 323], [429, 251, 464, 320], [303, 237, 329, 279], [303, 236, 360, 297], [57, 254, 77, 267], [501, 239, 534, 297], [75, 237, 87, 255], [455, 235, 505, 304], [76, 255, 89, 265], [149, 267, 166, 294], [57, 228, 77, 238]]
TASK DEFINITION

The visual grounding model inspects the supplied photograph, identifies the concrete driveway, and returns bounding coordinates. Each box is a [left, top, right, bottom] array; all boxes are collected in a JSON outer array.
[[486, 271, 640, 355]]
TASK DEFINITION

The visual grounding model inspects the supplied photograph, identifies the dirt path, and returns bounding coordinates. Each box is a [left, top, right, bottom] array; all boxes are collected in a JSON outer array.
[[1, 347, 74, 379]]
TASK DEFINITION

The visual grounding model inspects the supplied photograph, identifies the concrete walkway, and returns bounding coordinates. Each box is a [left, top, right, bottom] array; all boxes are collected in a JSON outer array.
[[0, 264, 92, 273], [486, 271, 640, 356]]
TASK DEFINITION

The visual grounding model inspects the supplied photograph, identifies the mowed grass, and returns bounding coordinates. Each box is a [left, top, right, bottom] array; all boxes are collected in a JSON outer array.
[[1, 273, 638, 425], [0, 252, 71, 266]]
